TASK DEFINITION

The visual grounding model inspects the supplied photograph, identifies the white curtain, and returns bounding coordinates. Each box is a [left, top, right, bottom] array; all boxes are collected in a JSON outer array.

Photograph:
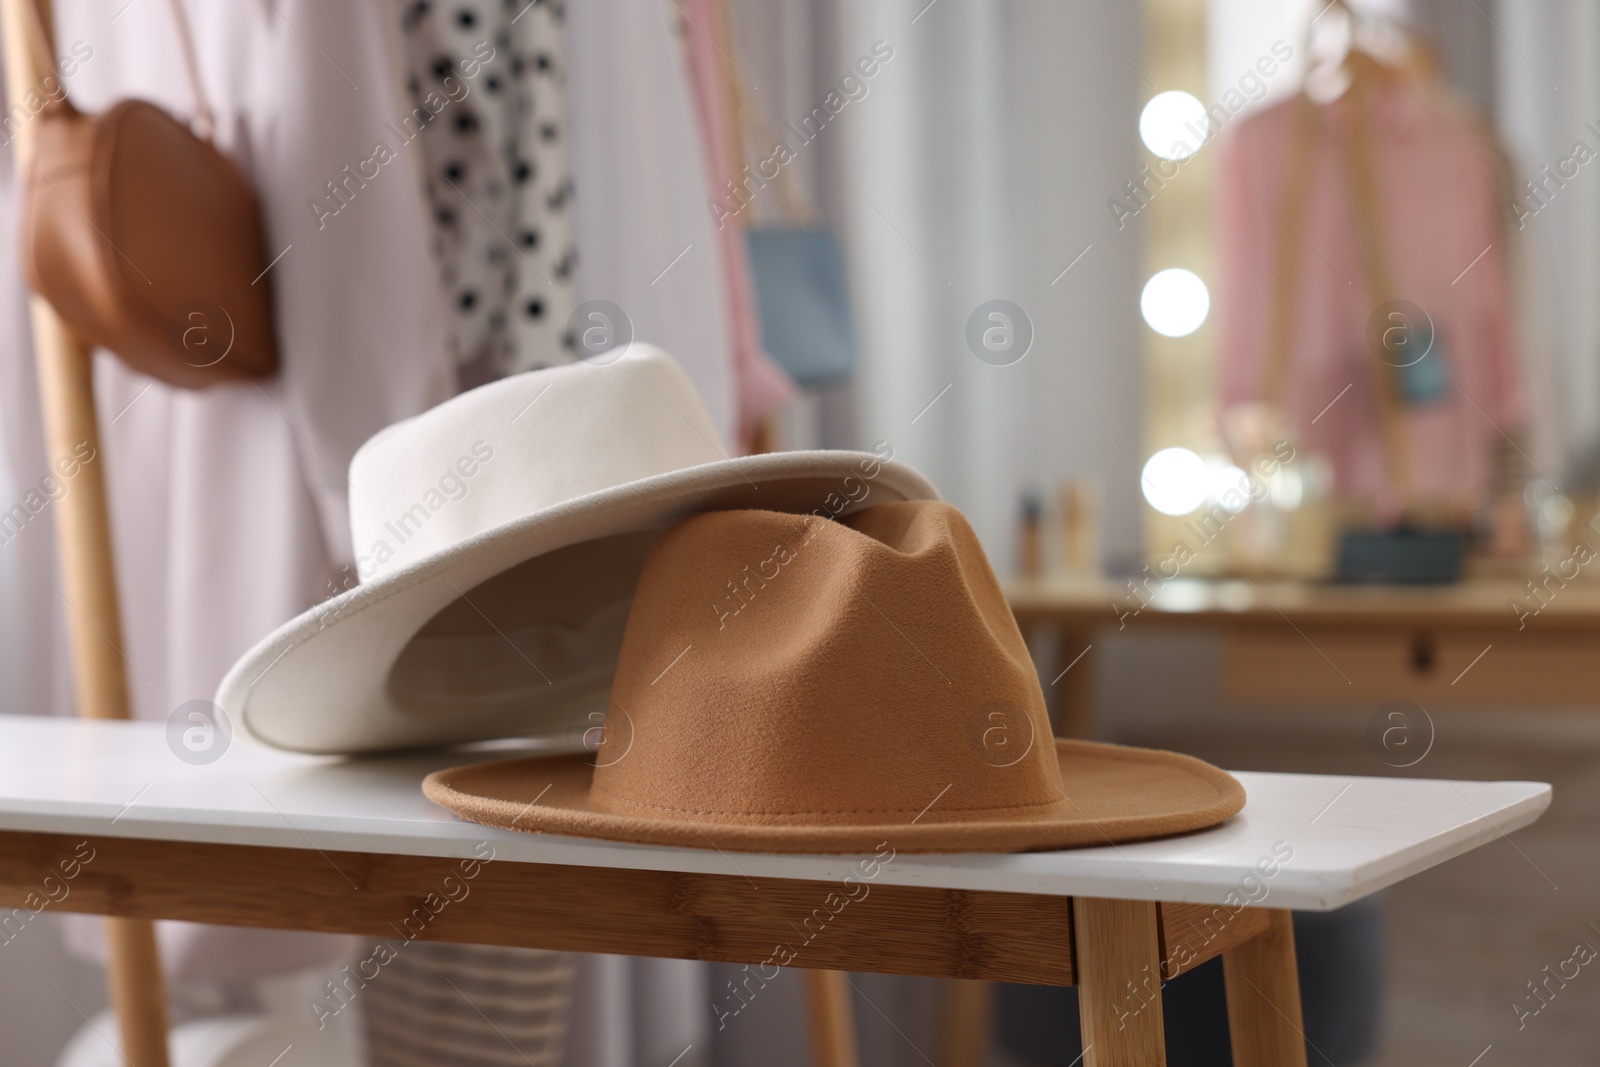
[[828, 0, 1144, 576], [1494, 0, 1599, 480], [568, 0, 737, 446]]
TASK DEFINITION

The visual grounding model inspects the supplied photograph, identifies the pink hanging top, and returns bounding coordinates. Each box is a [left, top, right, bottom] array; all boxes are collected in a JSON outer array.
[[1216, 77, 1526, 513]]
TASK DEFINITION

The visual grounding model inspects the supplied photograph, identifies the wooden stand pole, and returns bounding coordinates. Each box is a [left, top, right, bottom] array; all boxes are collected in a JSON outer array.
[[801, 969, 861, 1067], [1222, 909, 1309, 1067], [24, 313, 131, 715], [0, 3, 171, 1065]]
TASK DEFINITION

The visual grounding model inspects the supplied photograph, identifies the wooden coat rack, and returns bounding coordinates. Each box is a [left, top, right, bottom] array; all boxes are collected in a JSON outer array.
[[0, 1, 172, 1065]]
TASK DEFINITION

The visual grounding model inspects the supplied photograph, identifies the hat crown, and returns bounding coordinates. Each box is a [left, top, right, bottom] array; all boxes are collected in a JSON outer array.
[[589, 503, 1065, 829], [347, 346, 726, 576]]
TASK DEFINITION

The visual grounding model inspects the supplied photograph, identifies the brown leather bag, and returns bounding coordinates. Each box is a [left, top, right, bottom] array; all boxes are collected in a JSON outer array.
[[17, 0, 278, 388]]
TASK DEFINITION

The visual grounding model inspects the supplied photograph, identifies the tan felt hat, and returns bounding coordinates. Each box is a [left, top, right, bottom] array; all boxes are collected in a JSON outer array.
[[425, 502, 1245, 854]]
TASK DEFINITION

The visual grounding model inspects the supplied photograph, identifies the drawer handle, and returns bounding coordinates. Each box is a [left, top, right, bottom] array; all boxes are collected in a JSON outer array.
[[1410, 632, 1437, 676]]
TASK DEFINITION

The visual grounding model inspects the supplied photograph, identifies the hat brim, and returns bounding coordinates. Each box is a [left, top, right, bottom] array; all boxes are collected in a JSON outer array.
[[421, 739, 1247, 854], [218, 452, 939, 755]]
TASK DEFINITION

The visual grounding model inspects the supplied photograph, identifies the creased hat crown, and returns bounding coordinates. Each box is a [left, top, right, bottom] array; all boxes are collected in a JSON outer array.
[[588, 502, 1067, 827], [348, 346, 724, 574]]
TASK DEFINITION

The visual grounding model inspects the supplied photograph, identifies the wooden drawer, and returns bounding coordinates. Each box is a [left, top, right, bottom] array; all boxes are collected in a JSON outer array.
[[1221, 624, 1600, 706]]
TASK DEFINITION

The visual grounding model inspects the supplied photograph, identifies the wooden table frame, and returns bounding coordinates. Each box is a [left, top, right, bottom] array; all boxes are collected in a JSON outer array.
[[0, 828, 1307, 1067]]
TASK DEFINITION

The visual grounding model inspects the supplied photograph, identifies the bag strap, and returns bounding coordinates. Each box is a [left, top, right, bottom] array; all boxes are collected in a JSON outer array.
[[1259, 93, 1319, 411], [23, 0, 214, 139], [1261, 72, 1415, 506], [1340, 56, 1415, 501], [18, 0, 60, 107], [713, 0, 818, 227], [165, 0, 214, 140]]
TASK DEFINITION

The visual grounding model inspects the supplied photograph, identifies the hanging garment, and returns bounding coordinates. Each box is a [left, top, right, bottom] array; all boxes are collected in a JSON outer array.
[[566, 0, 737, 447], [0, 0, 454, 985], [362, 942, 574, 1067], [1215, 75, 1526, 513], [678, 0, 796, 447], [395, 0, 578, 386]]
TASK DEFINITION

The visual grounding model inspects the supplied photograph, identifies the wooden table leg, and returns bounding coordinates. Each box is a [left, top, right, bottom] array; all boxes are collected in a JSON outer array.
[[801, 968, 860, 1067], [939, 978, 993, 1067], [998, 620, 1098, 1067], [1073, 897, 1167, 1067], [1222, 909, 1308, 1067]]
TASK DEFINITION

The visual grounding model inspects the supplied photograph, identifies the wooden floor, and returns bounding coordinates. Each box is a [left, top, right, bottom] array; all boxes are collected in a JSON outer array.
[[1117, 706, 1600, 1067]]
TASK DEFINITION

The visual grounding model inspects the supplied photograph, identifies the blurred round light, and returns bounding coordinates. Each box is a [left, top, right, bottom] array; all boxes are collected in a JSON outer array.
[[1141, 268, 1210, 337], [1207, 458, 1250, 513], [1542, 493, 1574, 530], [1141, 447, 1210, 516], [1268, 465, 1304, 511], [1139, 91, 1209, 161]]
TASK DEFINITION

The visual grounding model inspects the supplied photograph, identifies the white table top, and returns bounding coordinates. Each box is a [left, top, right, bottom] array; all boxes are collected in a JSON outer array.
[[0, 715, 1550, 911]]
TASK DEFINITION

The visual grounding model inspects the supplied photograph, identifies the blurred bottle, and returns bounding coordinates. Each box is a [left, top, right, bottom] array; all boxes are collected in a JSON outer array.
[[1018, 492, 1043, 579], [1058, 479, 1098, 577]]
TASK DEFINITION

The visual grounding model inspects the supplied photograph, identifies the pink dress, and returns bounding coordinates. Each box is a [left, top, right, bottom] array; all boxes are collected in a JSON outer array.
[[1216, 78, 1526, 514]]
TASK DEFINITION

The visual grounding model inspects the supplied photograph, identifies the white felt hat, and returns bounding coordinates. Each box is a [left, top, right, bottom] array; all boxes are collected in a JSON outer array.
[[217, 345, 939, 754]]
